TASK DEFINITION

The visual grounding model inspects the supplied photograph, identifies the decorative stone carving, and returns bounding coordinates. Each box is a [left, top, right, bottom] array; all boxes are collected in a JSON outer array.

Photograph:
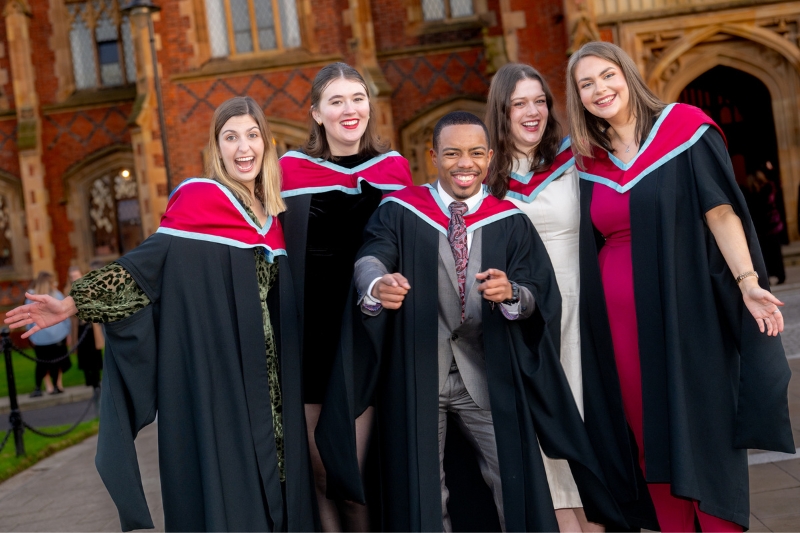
[[565, 0, 600, 55]]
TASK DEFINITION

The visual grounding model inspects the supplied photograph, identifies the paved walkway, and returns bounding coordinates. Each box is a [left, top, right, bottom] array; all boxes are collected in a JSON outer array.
[[0, 424, 163, 532]]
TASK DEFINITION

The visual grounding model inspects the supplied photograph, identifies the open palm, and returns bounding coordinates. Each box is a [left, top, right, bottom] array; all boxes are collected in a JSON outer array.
[[4, 292, 75, 339], [742, 285, 784, 337]]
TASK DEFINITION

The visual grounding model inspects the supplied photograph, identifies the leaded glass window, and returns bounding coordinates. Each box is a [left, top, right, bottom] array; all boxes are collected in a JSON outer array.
[[67, 0, 136, 90], [89, 170, 143, 257], [422, 0, 474, 21], [204, 0, 301, 58]]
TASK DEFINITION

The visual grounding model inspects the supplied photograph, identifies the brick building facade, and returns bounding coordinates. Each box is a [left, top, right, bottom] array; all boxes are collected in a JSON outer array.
[[2, 0, 800, 294]]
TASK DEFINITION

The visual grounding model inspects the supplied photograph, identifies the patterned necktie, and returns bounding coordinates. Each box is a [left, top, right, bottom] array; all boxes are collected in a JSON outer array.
[[448, 201, 469, 323]]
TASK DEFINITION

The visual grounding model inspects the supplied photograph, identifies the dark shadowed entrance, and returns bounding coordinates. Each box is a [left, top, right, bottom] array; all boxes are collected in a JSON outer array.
[[679, 66, 787, 244]]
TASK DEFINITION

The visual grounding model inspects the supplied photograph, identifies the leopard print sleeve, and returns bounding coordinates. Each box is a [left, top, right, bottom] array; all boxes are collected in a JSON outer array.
[[69, 262, 151, 323]]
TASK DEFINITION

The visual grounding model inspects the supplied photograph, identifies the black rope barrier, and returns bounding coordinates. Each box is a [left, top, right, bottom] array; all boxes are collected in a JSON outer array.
[[2, 327, 100, 456], [0, 429, 10, 454], [22, 393, 96, 438], [8, 327, 89, 365]]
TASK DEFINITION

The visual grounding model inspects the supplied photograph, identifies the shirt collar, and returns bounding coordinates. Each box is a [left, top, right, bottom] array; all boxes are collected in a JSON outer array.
[[436, 181, 483, 213]]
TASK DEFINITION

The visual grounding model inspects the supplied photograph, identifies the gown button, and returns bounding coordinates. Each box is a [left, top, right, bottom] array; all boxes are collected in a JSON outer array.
[[450, 333, 458, 341]]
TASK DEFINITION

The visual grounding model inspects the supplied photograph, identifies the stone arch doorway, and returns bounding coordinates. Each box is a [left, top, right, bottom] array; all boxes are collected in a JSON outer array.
[[678, 66, 787, 243], [637, 31, 800, 240]]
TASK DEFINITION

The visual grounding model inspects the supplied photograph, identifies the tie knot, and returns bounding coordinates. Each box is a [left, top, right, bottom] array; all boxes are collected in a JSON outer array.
[[449, 202, 468, 217]]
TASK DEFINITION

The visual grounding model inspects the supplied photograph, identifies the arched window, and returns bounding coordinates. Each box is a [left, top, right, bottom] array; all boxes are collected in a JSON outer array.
[[0, 172, 31, 281], [204, 0, 301, 58], [63, 149, 142, 270], [67, 0, 136, 90], [87, 169, 143, 257]]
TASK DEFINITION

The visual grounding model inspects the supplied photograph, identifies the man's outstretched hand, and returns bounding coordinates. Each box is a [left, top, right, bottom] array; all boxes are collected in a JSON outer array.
[[372, 273, 411, 310]]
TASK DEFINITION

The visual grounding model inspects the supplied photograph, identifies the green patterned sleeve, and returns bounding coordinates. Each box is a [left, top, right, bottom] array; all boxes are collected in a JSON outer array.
[[69, 262, 151, 323]]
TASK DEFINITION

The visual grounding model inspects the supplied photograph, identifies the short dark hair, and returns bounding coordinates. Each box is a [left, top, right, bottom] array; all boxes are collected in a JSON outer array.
[[432, 111, 490, 151]]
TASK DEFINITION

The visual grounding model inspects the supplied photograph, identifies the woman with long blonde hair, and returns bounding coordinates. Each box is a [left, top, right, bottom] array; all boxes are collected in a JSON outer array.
[[566, 41, 792, 531], [6, 96, 316, 532]]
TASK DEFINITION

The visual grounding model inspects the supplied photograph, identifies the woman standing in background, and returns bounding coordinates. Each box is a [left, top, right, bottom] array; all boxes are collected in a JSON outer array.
[[27, 271, 71, 396]]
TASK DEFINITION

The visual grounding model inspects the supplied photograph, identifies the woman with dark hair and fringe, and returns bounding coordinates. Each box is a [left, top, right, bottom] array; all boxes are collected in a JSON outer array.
[[566, 41, 793, 532], [6, 96, 316, 532], [279, 62, 412, 532], [485, 63, 601, 533]]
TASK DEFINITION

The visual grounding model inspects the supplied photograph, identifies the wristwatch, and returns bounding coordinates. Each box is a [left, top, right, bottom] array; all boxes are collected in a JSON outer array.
[[503, 281, 520, 305]]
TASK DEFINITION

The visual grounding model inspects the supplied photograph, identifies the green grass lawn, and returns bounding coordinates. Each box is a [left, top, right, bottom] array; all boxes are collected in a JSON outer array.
[[0, 418, 99, 483], [0, 350, 87, 397]]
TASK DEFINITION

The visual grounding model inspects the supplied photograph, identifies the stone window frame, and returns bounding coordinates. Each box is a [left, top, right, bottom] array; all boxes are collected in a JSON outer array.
[[0, 171, 31, 282], [405, 0, 492, 36], [64, 0, 137, 91], [193, 0, 316, 62], [62, 147, 140, 273]]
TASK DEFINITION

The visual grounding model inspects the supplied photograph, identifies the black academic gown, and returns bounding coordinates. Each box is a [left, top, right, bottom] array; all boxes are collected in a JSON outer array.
[[578, 127, 795, 529], [94, 233, 316, 532], [316, 198, 627, 532]]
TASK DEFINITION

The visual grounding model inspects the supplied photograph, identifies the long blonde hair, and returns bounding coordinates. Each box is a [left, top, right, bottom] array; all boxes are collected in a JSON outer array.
[[205, 96, 285, 216], [31, 271, 56, 297], [566, 41, 666, 162]]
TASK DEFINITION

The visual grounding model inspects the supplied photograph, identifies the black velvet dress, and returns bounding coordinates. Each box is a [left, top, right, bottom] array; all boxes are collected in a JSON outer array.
[[282, 153, 388, 403]]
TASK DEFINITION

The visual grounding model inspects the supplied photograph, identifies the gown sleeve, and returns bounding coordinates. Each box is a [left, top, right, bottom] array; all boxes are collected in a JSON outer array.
[[69, 263, 151, 323], [689, 129, 794, 453], [94, 234, 171, 531]]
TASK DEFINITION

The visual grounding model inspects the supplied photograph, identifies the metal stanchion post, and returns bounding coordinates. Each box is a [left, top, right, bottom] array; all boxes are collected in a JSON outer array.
[[1, 328, 25, 456]]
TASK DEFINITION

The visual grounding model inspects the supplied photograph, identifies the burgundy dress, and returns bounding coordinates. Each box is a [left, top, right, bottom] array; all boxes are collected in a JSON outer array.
[[591, 182, 741, 532]]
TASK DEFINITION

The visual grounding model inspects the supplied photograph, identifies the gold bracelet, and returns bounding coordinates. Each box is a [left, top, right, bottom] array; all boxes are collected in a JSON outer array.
[[735, 270, 759, 284]]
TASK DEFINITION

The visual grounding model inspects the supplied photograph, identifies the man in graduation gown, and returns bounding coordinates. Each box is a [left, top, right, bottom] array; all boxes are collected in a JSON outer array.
[[88, 179, 317, 531], [316, 112, 626, 532], [577, 103, 795, 529]]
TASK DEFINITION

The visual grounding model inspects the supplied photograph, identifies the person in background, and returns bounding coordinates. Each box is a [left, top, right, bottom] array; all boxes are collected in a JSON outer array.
[[567, 40, 793, 531], [741, 169, 786, 284], [279, 62, 412, 532], [26, 271, 71, 397], [64, 264, 104, 393], [485, 62, 601, 532]]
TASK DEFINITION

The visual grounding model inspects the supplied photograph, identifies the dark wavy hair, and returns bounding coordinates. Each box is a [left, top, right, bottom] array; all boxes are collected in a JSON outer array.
[[485, 63, 563, 199], [303, 62, 389, 160]]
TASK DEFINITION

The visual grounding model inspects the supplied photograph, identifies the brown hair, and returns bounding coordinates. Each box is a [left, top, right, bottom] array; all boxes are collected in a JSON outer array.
[[566, 41, 666, 163], [303, 62, 389, 160], [205, 96, 285, 216], [485, 63, 563, 199], [31, 271, 56, 297]]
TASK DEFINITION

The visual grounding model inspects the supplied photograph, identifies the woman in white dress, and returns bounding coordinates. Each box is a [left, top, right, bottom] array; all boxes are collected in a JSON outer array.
[[485, 63, 601, 533]]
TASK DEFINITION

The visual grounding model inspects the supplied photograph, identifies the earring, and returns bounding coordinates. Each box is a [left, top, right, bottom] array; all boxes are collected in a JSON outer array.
[[316, 120, 322, 126]]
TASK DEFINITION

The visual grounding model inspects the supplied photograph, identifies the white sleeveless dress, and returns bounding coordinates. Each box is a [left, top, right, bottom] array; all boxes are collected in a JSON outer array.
[[508, 157, 583, 509]]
